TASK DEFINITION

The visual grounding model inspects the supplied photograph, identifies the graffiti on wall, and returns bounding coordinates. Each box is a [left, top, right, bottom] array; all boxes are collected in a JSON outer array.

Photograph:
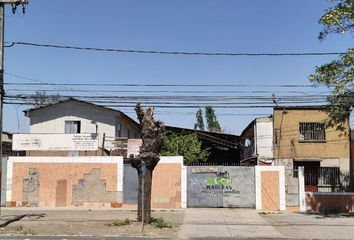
[[187, 166, 255, 208], [203, 171, 240, 196]]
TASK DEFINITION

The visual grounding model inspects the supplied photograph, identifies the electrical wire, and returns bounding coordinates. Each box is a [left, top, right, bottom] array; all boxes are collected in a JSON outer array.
[[5, 41, 347, 57], [5, 82, 318, 88]]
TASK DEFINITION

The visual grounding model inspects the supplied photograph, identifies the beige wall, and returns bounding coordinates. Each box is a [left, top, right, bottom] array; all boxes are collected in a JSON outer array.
[[261, 171, 280, 211], [273, 108, 350, 170], [255, 166, 286, 211], [152, 163, 181, 208], [10, 163, 118, 207], [7, 156, 185, 209]]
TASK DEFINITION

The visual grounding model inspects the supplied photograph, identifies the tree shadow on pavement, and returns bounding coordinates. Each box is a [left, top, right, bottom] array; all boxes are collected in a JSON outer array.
[[0, 214, 46, 227]]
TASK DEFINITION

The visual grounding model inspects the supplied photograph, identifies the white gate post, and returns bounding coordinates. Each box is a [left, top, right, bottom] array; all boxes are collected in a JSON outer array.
[[298, 166, 306, 212]]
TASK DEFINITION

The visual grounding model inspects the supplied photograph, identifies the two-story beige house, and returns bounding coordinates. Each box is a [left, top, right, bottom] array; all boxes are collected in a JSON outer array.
[[273, 106, 351, 192], [273, 106, 350, 172]]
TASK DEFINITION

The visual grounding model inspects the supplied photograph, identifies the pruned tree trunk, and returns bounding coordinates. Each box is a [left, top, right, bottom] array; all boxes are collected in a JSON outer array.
[[131, 103, 165, 224], [136, 170, 153, 222]]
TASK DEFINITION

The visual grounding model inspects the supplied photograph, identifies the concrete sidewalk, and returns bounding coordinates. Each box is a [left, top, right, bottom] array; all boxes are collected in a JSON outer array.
[[178, 208, 354, 239], [178, 208, 283, 239], [1, 208, 354, 239], [263, 211, 354, 240]]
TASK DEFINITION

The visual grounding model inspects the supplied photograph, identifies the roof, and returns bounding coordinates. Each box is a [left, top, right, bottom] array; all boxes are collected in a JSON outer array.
[[23, 97, 139, 129], [274, 105, 329, 110], [240, 116, 272, 137], [166, 126, 239, 149], [2, 131, 12, 135], [240, 119, 256, 138]]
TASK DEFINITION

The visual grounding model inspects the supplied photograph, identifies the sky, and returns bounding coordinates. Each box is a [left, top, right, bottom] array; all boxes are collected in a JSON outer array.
[[2, 0, 353, 134]]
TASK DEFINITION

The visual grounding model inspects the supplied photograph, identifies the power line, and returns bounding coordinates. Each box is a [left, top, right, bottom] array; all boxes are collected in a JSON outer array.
[[5, 88, 331, 94], [4, 72, 325, 88], [4, 41, 347, 57], [1, 102, 282, 108], [4, 72, 119, 97], [4, 94, 331, 102], [5, 82, 318, 88]]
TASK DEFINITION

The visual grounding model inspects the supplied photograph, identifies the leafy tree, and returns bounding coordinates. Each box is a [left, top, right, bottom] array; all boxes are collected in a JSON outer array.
[[309, 0, 353, 130], [161, 133, 209, 164], [318, 0, 353, 40], [130, 103, 165, 223], [205, 106, 221, 132], [194, 108, 205, 130]]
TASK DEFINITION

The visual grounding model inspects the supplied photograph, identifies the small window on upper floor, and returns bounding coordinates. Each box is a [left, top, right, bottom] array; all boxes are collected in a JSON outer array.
[[65, 121, 81, 134], [299, 122, 326, 142]]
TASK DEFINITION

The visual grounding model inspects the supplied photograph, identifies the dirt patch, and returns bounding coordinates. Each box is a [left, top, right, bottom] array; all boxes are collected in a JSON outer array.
[[0, 209, 184, 238], [0, 225, 34, 235]]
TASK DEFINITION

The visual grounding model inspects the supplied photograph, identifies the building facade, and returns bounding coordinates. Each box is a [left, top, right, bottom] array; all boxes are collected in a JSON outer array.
[[19, 98, 141, 157], [273, 106, 350, 173], [240, 117, 274, 165]]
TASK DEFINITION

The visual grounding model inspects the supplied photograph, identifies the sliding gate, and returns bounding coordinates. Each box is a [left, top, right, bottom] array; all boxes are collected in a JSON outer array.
[[187, 166, 255, 208]]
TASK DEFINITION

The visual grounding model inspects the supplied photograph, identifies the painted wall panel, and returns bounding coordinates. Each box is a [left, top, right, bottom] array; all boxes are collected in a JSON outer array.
[[187, 166, 255, 208]]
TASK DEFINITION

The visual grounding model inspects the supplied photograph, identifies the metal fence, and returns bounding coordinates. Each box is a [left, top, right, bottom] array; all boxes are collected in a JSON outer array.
[[186, 162, 252, 166], [123, 160, 252, 166], [304, 167, 350, 192], [187, 166, 255, 208]]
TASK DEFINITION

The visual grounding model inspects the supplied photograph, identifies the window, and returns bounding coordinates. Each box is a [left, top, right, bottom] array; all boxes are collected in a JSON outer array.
[[299, 122, 326, 141], [65, 121, 81, 133]]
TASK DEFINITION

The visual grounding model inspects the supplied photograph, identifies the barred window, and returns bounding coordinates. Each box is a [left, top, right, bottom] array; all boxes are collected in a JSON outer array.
[[299, 122, 326, 141]]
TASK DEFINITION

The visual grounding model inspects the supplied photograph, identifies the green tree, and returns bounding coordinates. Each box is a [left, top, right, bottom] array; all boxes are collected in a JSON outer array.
[[309, 0, 353, 130], [194, 108, 205, 130], [161, 133, 209, 164], [205, 106, 221, 132]]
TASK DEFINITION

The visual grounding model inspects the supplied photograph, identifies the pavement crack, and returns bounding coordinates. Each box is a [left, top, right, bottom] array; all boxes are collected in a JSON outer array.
[[220, 208, 233, 238]]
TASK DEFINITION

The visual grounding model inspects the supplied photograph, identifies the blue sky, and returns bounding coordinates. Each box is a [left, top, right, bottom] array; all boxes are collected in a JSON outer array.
[[3, 0, 353, 134]]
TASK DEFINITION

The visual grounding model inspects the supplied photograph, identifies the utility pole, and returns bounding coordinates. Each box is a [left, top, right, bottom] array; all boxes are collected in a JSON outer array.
[[0, 0, 28, 218]]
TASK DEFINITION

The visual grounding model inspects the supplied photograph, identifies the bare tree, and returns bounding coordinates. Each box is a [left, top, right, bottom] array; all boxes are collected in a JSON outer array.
[[130, 103, 165, 223], [33, 90, 60, 107]]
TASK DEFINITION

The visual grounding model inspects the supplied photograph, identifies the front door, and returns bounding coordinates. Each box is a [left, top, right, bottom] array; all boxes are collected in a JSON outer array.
[[294, 161, 320, 192]]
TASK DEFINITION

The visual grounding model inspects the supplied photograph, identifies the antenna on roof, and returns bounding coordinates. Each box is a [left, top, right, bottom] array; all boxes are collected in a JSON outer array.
[[272, 93, 279, 107]]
